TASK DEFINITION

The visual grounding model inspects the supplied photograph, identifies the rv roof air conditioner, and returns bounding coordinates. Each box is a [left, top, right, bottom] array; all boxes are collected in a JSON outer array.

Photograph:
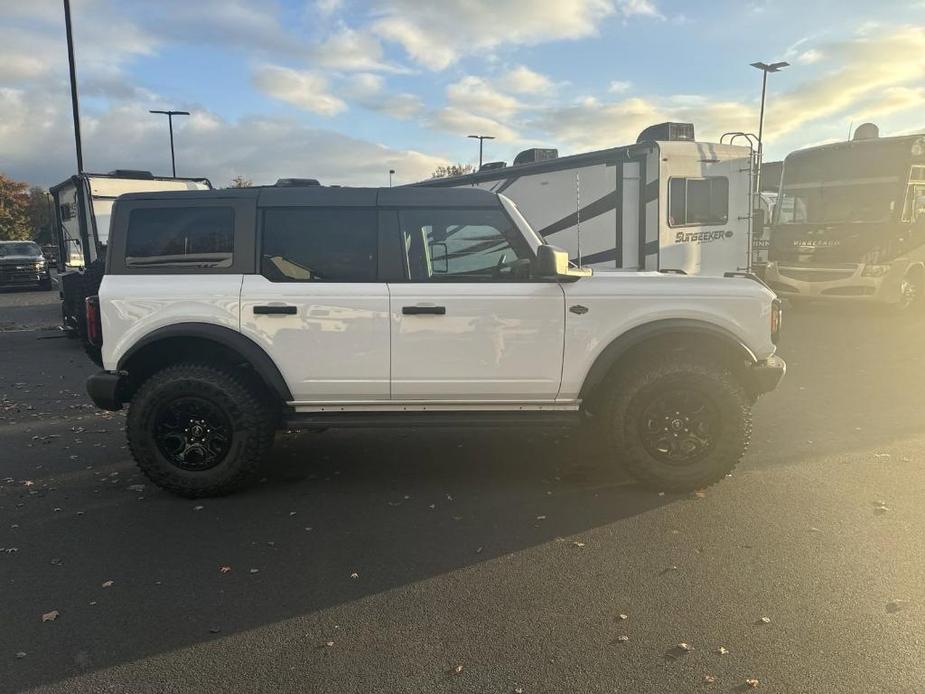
[[107, 169, 154, 179], [480, 161, 507, 171], [275, 178, 321, 187], [636, 122, 695, 144], [513, 148, 559, 166], [853, 123, 879, 141]]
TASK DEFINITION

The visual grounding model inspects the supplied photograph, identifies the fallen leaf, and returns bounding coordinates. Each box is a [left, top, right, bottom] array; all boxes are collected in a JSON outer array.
[[127, 484, 145, 492], [193, 505, 204, 511], [536, 515, 547, 520], [514, 688, 524, 694], [572, 541, 586, 548], [324, 641, 334, 648], [616, 635, 629, 643], [676, 642, 692, 652], [15, 651, 26, 659], [350, 572, 358, 579], [745, 678, 760, 688], [219, 565, 232, 574], [209, 626, 221, 634], [101, 580, 113, 588], [716, 646, 729, 655], [617, 613, 628, 621], [757, 616, 771, 625], [692, 490, 707, 499], [453, 665, 464, 675], [41, 610, 59, 622], [249, 568, 259, 574], [703, 674, 716, 684]]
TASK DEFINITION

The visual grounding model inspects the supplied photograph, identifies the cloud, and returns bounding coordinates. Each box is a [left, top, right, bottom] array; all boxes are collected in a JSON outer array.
[[429, 107, 519, 142], [315, 0, 343, 16], [531, 26, 925, 154], [446, 76, 522, 118], [608, 80, 632, 94], [252, 65, 347, 116], [0, 88, 445, 187], [497, 66, 556, 95], [371, 0, 658, 70], [343, 73, 424, 120], [309, 28, 408, 73]]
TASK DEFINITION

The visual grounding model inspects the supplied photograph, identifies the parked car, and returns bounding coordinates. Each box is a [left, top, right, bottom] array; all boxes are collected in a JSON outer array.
[[0, 241, 52, 290], [84, 183, 785, 497]]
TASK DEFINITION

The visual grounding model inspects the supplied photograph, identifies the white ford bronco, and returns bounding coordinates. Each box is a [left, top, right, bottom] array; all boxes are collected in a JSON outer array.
[[85, 183, 784, 497]]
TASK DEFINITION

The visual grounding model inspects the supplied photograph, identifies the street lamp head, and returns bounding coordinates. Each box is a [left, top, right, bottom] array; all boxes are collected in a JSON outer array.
[[750, 61, 790, 73], [468, 134, 496, 141], [389, 169, 395, 175], [149, 110, 191, 116]]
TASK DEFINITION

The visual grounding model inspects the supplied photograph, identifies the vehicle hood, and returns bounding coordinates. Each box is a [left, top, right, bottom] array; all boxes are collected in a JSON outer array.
[[578, 269, 775, 300], [0, 254, 43, 263]]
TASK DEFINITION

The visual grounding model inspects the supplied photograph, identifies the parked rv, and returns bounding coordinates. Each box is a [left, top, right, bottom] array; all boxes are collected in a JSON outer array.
[[764, 124, 925, 309], [50, 170, 211, 337], [416, 123, 757, 277]]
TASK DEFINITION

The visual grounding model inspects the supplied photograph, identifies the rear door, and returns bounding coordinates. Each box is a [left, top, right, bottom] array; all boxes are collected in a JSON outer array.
[[386, 204, 565, 402], [240, 205, 390, 403]]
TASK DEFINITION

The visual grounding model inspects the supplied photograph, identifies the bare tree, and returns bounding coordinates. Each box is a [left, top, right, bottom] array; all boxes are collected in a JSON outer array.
[[229, 175, 253, 188], [431, 164, 475, 179]]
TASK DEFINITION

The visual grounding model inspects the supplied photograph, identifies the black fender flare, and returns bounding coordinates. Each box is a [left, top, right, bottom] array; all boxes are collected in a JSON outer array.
[[117, 322, 293, 401], [578, 319, 758, 401]]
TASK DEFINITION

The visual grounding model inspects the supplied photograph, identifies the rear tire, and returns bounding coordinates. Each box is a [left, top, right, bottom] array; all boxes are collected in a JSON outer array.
[[599, 353, 751, 492], [895, 267, 924, 314], [127, 363, 275, 497]]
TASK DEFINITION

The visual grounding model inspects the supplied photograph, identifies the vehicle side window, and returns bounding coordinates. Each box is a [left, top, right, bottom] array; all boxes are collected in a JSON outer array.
[[397, 207, 532, 282], [261, 207, 377, 282], [668, 177, 729, 227], [125, 207, 233, 268]]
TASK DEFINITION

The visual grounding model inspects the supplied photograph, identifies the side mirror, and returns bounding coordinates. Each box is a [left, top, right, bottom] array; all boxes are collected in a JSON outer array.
[[535, 244, 592, 282]]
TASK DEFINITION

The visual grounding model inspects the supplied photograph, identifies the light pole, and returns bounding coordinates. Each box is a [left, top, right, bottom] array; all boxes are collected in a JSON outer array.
[[468, 134, 495, 170], [149, 109, 190, 177], [750, 61, 789, 195], [389, 169, 395, 188], [63, 0, 83, 173]]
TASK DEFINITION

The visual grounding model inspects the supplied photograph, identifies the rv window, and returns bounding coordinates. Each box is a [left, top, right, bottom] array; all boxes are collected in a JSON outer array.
[[125, 207, 233, 269], [668, 177, 729, 227], [397, 208, 532, 282], [261, 208, 377, 282]]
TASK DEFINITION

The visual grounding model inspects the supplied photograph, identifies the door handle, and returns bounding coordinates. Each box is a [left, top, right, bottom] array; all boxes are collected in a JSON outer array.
[[402, 305, 446, 315], [254, 305, 297, 315]]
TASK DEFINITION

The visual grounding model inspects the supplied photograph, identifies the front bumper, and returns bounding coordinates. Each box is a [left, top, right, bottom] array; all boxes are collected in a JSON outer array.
[[86, 371, 123, 411], [749, 355, 786, 397], [764, 263, 901, 303]]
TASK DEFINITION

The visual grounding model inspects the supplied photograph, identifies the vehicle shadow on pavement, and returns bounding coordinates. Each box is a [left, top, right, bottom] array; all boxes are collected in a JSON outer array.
[[1, 417, 670, 691]]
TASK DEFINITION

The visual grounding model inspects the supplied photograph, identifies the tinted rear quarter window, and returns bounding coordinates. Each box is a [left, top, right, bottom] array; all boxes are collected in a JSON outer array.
[[261, 208, 378, 282], [125, 207, 234, 268]]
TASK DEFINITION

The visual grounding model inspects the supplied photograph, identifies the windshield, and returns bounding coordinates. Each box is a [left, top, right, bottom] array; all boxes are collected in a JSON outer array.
[[776, 181, 898, 224], [0, 242, 41, 257]]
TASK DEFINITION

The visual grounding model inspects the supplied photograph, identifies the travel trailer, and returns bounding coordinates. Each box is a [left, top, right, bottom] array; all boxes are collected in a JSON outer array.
[[416, 123, 756, 276]]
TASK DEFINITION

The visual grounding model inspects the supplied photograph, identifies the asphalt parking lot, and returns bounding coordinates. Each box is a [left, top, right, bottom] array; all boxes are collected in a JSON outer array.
[[1, 288, 923, 693]]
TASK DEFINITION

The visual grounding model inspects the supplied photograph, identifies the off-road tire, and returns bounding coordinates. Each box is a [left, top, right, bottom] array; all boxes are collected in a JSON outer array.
[[127, 363, 275, 497], [600, 353, 751, 492]]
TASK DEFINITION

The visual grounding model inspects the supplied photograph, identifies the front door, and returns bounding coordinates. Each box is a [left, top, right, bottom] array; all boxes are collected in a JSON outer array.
[[387, 205, 565, 402], [240, 206, 390, 403]]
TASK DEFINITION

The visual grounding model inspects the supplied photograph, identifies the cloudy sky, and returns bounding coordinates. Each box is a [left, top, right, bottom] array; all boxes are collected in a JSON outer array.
[[1, 0, 923, 188]]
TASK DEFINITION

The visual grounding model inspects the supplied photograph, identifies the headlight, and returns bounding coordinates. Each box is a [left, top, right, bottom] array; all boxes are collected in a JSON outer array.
[[861, 264, 890, 277], [34, 260, 46, 270]]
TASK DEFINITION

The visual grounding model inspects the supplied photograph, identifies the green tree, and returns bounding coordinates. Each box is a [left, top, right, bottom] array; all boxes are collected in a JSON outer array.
[[27, 186, 54, 244], [0, 173, 31, 241], [431, 163, 475, 179]]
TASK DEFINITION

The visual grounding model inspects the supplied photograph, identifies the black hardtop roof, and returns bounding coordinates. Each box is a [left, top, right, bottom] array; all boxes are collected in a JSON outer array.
[[116, 185, 501, 208]]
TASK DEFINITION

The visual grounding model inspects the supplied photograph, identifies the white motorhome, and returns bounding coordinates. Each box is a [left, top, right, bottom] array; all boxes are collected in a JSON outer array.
[[50, 170, 212, 337], [416, 123, 755, 276]]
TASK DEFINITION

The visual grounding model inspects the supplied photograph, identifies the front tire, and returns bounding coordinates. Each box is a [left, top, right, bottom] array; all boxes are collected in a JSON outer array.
[[600, 353, 751, 492], [127, 364, 275, 497], [895, 267, 924, 313]]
